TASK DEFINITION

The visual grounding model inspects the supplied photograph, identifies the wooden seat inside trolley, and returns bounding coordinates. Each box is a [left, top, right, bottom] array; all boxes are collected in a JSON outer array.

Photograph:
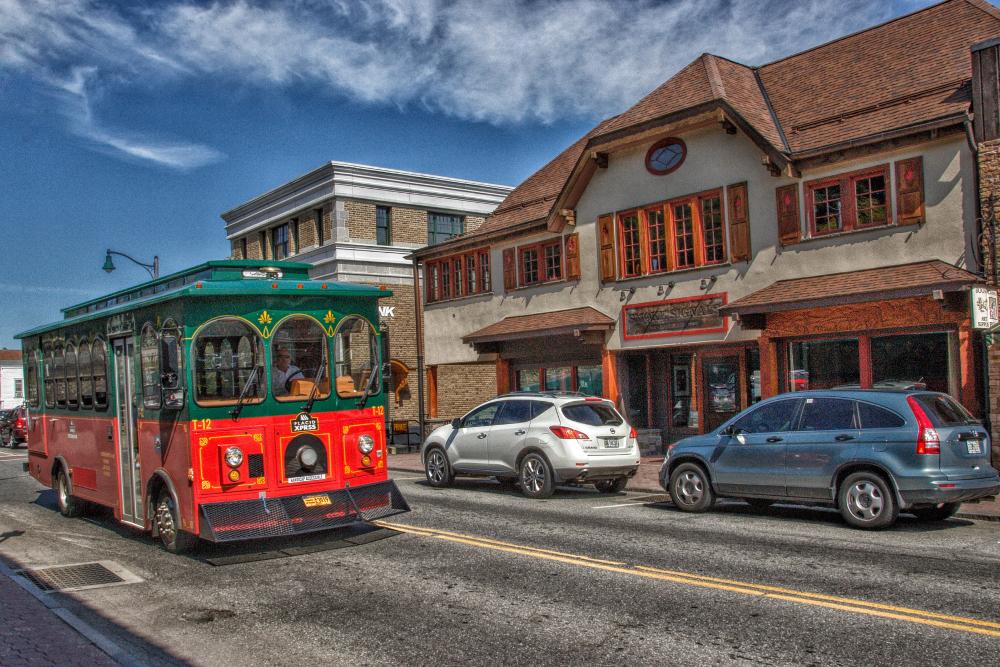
[[16, 260, 409, 553]]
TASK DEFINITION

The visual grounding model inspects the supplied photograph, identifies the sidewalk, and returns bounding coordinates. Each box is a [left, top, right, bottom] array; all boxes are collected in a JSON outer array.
[[388, 451, 1000, 521], [0, 567, 116, 667]]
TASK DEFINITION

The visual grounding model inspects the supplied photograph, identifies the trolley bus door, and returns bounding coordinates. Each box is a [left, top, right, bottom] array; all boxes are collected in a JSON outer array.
[[112, 338, 143, 526]]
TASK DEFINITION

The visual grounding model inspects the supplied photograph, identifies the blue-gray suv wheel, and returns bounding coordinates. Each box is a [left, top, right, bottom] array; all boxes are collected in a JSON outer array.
[[669, 462, 714, 512], [838, 471, 898, 529]]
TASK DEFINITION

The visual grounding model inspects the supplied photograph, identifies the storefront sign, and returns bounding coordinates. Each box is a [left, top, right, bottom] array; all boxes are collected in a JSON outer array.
[[622, 294, 728, 340], [971, 287, 999, 329]]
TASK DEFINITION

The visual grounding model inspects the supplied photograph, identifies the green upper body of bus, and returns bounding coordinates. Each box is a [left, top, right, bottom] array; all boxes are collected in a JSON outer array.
[[16, 260, 390, 420]]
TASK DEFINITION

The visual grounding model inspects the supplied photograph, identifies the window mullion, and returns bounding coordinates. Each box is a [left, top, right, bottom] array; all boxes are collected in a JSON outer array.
[[693, 197, 706, 267], [664, 205, 675, 273], [843, 176, 856, 231]]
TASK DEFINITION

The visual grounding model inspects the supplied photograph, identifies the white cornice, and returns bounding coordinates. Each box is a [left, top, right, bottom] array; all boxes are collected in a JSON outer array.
[[222, 161, 513, 239]]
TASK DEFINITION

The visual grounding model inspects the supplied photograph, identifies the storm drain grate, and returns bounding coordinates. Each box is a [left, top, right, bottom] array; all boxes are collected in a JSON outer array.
[[18, 561, 142, 592]]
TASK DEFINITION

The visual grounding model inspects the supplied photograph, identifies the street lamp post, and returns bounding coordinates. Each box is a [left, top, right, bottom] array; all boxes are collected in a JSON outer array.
[[103, 249, 159, 280]]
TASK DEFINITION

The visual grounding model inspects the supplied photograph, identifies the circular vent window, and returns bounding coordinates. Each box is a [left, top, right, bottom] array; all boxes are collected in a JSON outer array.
[[645, 138, 687, 175]]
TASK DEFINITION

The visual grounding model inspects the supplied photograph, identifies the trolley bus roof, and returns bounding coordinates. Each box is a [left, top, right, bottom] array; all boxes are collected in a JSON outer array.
[[15, 260, 391, 339]]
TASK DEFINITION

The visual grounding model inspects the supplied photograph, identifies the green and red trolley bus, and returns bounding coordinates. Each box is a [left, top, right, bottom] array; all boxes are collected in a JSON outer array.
[[16, 260, 408, 552]]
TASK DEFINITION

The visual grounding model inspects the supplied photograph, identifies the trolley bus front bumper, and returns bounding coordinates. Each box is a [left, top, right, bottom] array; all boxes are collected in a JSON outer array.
[[198, 479, 410, 542]]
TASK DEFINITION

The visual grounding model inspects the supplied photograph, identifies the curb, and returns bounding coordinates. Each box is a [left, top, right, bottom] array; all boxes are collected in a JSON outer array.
[[389, 467, 1000, 522], [0, 560, 141, 667]]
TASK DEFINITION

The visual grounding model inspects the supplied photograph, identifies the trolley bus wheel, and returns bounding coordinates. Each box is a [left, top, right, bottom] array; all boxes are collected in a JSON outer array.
[[155, 490, 197, 554], [56, 469, 85, 518]]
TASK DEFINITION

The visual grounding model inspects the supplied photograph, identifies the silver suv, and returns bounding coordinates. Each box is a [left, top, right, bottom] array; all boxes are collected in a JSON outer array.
[[421, 393, 640, 498]]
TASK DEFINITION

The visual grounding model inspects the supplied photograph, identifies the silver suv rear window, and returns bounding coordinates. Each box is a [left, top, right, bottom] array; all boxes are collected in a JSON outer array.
[[561, 402, 623, 426], [911, 394, 976, 427]]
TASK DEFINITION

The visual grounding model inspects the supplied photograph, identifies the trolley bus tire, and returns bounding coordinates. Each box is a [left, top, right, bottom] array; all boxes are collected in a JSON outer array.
[[155, 490, 197, 554], [56, 470, 85, 518]]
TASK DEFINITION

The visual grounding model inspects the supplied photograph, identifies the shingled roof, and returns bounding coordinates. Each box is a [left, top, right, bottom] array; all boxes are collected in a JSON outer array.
[[720, 260, 979, 315], [417, 0, 1000, 258]]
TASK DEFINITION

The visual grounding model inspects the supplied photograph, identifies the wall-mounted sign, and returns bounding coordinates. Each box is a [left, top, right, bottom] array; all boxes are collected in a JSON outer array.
[[971, 286, 999, 329], [622, 293, 728, 340], [106, 312, 135, 336]]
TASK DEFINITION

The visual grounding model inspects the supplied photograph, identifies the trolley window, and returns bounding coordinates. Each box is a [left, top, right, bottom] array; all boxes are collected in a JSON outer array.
[[43, 342, 54, 408], [161, 320, 184, 409], [65, 342, 79, 410], [140, 324, 161, 409], [92, 338, 108, 411], [54, 344, 66, 408], [271, 316, 331, 401], [26, 347, 39, 408], [194, 318, 265, 406], [333, 316, 380, 399], [78, 341, 93, 409]]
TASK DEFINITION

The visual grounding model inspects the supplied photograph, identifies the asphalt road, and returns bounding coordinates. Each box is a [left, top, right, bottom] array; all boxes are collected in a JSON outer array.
[[1, 451, 999, 666]]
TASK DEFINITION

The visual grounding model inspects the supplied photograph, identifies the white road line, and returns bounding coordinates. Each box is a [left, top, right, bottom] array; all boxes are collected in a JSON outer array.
[[592, 501, 659, 510]]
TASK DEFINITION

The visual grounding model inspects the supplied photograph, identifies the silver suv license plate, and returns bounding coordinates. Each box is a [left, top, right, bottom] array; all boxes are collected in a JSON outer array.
[[601, 438, 621, 449], [967, 440, 982, 454]]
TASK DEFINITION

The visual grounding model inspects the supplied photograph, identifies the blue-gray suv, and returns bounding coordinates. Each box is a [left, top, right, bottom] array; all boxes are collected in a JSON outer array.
[[659, 390, 1000, 529]]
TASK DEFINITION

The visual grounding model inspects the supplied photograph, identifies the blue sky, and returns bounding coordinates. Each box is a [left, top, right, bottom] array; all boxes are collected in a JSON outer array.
[[0, 0, 962, 348]]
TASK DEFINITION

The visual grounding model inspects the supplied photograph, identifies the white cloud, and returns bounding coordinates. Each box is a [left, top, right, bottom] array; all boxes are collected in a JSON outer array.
[[2, 0, 923, 127], [45, 66, 224, 170]]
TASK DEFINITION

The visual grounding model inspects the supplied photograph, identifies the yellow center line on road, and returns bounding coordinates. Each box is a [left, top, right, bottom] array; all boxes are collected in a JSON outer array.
[[374, 520, 1000, 638]]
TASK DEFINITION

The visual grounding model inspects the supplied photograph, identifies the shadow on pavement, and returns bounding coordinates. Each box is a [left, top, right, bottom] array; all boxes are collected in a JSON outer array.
[[648, 499, 975, 531], [33, 488, 401, 565], [416, 476, 625, 501]]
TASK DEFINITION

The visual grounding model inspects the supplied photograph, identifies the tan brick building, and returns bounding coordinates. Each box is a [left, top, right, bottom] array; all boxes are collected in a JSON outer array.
[[221, 162, 512, 434]]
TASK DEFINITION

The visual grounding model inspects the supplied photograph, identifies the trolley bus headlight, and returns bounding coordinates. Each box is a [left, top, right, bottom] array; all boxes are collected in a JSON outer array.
[[297, 446, 319, 471], [224, 446, 244, 468], [358, 435, 375, 454]]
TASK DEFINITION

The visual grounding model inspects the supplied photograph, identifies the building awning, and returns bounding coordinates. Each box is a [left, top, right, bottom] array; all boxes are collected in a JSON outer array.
[[720, 260, 980, 317], [462, 307, 615, 345]]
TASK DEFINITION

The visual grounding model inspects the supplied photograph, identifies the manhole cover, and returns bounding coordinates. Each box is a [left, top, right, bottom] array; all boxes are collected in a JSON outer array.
[[18, 561, 142, 592]]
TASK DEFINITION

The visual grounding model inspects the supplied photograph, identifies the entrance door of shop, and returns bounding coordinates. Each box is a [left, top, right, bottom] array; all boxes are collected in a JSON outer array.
[[702, 356, 741, 433]]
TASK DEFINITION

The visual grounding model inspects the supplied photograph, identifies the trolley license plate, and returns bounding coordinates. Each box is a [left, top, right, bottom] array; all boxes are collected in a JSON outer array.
[[600, 437, 622, 449], [967, 440, 982, 455], [303, 494, 332, 508]]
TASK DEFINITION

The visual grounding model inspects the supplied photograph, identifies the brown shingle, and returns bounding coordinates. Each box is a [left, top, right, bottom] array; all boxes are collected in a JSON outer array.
[[760, 0, 1000, 153], [462, 307, 614, 343], [721, 260, 979, 315]]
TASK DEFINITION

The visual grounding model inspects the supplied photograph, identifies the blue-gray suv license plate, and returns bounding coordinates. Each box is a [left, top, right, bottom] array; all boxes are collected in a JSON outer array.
[[967, 440, 982, 454]]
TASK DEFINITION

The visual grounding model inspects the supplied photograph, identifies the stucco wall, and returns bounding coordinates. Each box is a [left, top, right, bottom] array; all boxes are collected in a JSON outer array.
[[424, 125, 975, 366]]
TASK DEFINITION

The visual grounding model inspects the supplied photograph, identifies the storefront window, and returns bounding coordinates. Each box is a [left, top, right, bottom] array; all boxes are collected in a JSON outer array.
[[544, 367, 572, 392], [671, 357, 691, 427], [516, 369, 540, 392], [747, 347, 761, 404], [577, 365, 602, 396], [871, 332, 950, 393], [788, 339, 859, 391], [516, 364, 602, 395]]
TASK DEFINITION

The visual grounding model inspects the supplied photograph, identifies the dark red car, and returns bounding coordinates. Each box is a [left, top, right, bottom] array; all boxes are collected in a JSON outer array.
[[1, 405, 27, 448]]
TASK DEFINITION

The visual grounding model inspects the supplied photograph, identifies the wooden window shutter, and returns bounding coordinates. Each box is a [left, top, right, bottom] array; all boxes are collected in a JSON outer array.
[[502, 248, 517, 291], [895, 157, 925, 226], [775, 184, 801, 246], [727, 182, 751, 262], [564, 233, 581, 280], [597, 214, 617, 282]]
